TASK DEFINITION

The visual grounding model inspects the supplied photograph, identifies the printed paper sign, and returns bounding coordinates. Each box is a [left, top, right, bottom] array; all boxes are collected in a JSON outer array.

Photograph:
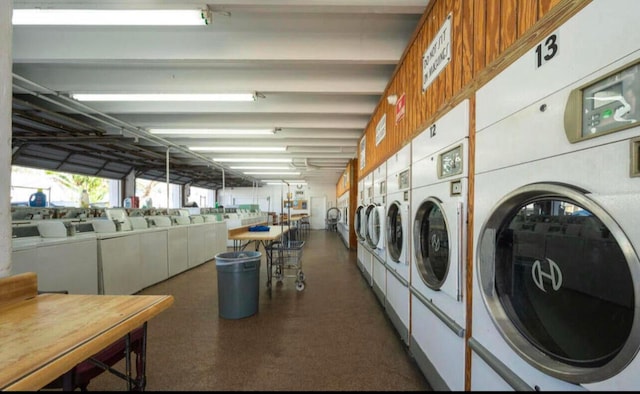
[[422, 13, 452, 92]]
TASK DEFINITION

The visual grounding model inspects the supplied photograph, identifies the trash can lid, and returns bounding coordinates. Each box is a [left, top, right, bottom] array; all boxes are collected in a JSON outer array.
[[215, 251, 262, 265]]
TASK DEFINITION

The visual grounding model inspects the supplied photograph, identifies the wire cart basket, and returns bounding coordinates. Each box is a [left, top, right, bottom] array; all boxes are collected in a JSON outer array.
[[266, 239, 306, 291]]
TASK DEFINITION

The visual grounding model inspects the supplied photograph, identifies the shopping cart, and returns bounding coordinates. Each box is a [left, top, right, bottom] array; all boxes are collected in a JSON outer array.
[[265, 239, 306, 291]]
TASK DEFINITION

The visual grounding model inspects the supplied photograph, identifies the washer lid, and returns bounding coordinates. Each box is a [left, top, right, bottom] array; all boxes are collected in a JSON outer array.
[[477, 183, 640, 384]]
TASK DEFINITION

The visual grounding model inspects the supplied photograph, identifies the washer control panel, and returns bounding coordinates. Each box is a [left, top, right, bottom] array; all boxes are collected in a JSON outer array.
[[565, 59, 640, 142]]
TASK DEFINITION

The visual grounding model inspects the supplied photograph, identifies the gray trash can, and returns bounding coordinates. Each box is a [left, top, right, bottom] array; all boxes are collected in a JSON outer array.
[[214, 251, 261, 319]]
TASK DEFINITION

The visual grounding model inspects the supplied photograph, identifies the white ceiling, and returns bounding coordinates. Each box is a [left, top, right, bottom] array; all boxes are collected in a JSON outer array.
[[11, 0, 427, 188]]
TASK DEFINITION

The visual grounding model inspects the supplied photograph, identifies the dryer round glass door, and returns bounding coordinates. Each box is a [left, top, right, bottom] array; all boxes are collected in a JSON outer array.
[[386, 201, 403, 262], [413, 198, 450, 289], [477, 183, 640, 384], [355, 205, 365, 241], [368, 205, 383, 249], [364, 204, 376, 247]]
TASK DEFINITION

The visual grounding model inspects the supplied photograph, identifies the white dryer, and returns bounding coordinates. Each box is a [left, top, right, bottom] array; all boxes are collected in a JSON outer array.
[[369, 163, 387, 305], [360, 172, 374, 286], [385, 143, 411, 345], [410, 100, 469, 391], [355, 179, 367, 275], [470, 17, 640, 391]]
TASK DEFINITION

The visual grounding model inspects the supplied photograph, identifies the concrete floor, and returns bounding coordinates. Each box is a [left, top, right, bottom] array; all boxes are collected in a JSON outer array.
[[86, 229, 431, 391]]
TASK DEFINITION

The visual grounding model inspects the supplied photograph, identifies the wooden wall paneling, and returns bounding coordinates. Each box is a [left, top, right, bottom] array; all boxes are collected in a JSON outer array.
[[400, 68, 407, 146], [421, 19, 430, 129], [473, 0, 487, 76], [500, 0, 518, 52], [402, 70, 409, 146], [414, 22, 423, 133], [406, 64, 413, 143], [425, 12, 436, 123], [439, 0, 452, 104], [517, 0, 539, 36], [451, 0, 464, 93], [485, 0, 501, 65], [461, 0, 475, 87], [427, 1, 442, 114], [539, 0, 561, 15], [408, 45, 416, 140], [355, 0, 584, 185]]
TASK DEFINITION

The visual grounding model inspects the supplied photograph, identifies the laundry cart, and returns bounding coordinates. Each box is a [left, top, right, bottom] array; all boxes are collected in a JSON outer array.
[[266, 239, 306, 291]]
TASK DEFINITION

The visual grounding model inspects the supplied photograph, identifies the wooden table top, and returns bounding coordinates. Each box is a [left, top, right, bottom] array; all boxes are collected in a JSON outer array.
[[0, 293, 174, 391], [287, 214, 308, 223], [228, 225, 290, 241]]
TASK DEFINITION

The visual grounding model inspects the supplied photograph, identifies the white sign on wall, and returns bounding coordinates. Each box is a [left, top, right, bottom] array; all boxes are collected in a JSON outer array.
[[375, 114, 386, 146], [422, 13, 452, 92], [359, 136, 366, 169]]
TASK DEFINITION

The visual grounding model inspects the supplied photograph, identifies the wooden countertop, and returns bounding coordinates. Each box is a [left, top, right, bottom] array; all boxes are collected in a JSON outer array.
[[228, 225, 290, 241], [0, 292, 174, 391]]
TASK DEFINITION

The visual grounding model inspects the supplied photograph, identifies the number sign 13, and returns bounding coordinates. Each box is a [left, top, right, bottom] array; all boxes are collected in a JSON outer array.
[[535, 31, 559, 68]]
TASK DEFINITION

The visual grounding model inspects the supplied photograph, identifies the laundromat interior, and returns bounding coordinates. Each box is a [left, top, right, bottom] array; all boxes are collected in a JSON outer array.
[[3, 0, 640, 391]]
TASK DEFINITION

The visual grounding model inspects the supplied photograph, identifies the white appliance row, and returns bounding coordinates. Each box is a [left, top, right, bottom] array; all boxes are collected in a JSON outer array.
[[355, 1, 640, 391]]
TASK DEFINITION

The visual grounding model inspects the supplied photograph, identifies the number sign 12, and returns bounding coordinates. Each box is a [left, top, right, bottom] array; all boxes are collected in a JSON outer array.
[[535, 32, 558, 68]]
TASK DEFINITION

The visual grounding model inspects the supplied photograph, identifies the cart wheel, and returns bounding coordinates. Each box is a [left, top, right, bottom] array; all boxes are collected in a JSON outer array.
[[297, 272, 305, 281], [296, 281, 305, 291], [276, 273, 284, 282], [266, 280, 272, 289]]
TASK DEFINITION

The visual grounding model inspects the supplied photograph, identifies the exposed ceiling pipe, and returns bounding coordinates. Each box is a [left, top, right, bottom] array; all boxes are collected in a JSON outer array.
[[12, 73, 256, 185]]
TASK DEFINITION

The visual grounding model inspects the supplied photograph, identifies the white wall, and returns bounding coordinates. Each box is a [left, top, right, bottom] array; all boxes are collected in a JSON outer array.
[[219, 182, 337, 216]]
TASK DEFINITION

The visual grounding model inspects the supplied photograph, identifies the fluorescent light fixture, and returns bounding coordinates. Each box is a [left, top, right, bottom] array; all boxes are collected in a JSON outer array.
[[229, 166, 290, 170], [149, 128, 274, 135], [212, 158, 292, 163], [71, 93, 256, 102], [265, 181, 307, 185], [244, 172, 300, 175], [190, 146, 286, 152], [13, 9, 210, 26]]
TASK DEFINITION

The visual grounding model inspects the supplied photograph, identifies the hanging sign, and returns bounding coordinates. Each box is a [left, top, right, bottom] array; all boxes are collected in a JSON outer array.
[[395, 93, 406, 124], [422, 13, 452, 92], [375, 114, 386, 146]]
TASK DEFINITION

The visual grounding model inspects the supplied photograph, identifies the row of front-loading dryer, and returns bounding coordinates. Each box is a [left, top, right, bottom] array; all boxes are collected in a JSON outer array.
[[355, 1, 640, 390], [355, 99, 469, 391]]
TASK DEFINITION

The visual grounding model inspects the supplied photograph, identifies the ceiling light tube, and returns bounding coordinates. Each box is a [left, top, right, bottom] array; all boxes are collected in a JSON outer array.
[[191, 146, 286, 152], [212, 158, 292, 163], [266, 182, 307, 185], [149, 128, 274, 135], [13, 9, 210, 26], [229, 166, 290, 170], [244, 172, 300, 175], [71, 93, 256, 102]]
